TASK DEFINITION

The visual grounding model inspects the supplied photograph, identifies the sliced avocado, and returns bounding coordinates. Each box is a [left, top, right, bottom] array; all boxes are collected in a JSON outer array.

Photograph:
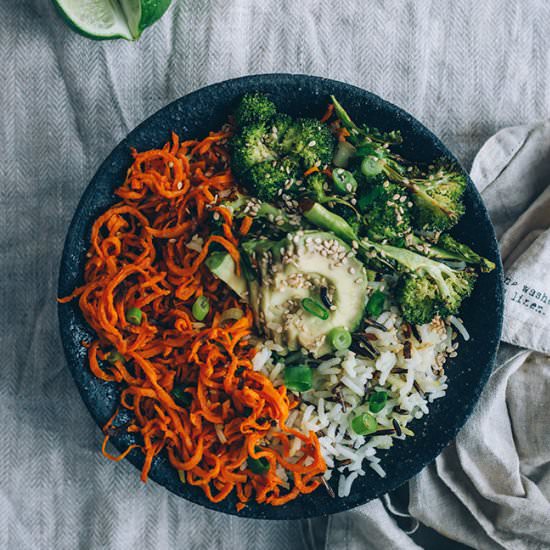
[[205, 252, 248, 300], [253, 230, 369, 357]]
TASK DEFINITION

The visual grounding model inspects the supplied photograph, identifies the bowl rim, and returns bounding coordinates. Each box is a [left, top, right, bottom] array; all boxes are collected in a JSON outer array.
[[58, 73, 504, 519]]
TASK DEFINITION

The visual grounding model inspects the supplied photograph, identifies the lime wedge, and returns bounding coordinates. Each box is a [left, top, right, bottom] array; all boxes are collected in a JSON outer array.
[[53, 0, 171, 40]]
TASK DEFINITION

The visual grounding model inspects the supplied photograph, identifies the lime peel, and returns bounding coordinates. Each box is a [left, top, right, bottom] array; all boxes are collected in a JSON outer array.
[[52, 0, 171, 41]]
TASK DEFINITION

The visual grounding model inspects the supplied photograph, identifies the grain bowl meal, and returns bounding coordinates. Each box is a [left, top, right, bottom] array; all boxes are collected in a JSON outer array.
[[60, 93, 495, 510]]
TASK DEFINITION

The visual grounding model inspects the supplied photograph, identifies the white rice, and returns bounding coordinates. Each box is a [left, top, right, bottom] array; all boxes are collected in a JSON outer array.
[[255, 312, 459, 498]]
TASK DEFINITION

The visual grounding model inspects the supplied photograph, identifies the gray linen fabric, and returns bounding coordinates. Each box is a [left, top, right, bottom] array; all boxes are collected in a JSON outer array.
[[2, 1, 550, 549]]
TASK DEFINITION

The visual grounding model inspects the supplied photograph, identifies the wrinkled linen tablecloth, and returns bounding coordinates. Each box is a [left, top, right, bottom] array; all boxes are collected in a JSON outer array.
[[2, 1, 550, 549]]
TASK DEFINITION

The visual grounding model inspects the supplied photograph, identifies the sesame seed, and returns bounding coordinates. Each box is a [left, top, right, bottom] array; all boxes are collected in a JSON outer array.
[[383, 181, 390, 188], [213, 212, 220, 220], [177, 181, 183, 190], [168, 161, 174, 168], [169, 238, 177, 243], [308, 140, 316, 147], [392, 194, 400, 200], [399, 195, 407, 203]]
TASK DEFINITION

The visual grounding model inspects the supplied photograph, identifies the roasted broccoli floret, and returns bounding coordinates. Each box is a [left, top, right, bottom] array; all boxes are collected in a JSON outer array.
[[301, 200, 478, 323], [231, 96, 336, 202], [293, 118, 336, 168], [246, 158, 301, 202], [406, 161, 467, 232], [265, 113, 298, 155], [231, 122, 277, 179], [409, 233, 496, 273], [233, 93, 277, 128], [305, 172, 331, 201], [397, 269, 477, 324], [397, 275, 444, 325], [357, 180, 413, 243], [331, 96, 466, 232]]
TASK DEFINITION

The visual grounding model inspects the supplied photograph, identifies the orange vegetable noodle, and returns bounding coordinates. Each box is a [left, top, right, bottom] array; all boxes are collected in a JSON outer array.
[[60, 126, 326, 509]]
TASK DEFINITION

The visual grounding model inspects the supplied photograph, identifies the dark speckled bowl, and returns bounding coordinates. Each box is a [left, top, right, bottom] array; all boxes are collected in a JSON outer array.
[[58, 74, 503, 519]]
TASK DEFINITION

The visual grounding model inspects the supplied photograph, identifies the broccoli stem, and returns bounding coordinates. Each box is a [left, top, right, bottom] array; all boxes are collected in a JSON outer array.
[[410, 235, 496, 273], [330, 95, 360, 134]]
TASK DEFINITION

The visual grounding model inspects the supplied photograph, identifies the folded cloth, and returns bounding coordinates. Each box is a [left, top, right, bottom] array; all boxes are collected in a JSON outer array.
[[323, 122, 550, 549]]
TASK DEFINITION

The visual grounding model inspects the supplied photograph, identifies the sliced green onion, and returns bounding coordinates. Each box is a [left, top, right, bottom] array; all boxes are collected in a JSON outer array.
[[172, 385, 193, 407], [369, 391, 388, 413], [107, 351, 125, 364], [248, 447, 270, 474], [192, 296, 210, 321], [366, 290, 385, 318], [350, 412, 377, 435], [301, 297, 329, 320], [328, 326, 352, 351], [284, 365, 313, 392], [332, 141, 356, 168], [361, 156, 383, 178], [126, 307, 143, 326], [332, 168, 358, 195]]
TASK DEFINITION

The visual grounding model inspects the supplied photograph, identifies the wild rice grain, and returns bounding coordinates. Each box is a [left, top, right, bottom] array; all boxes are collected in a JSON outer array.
[[392, 419, 402, 436]]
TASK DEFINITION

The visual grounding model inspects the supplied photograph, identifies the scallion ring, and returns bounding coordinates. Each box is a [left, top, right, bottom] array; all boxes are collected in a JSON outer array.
[[368, 391, 388, 413], [301, 297, 329, 320], [366, 290, 385, 318], [332, 168, 358, 194], [126, 307, 143, 326], [192, 295, 210, 321], [361, 156, 383, 178], [327, 326, 352, 351], [350, 412, 377, 435]]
